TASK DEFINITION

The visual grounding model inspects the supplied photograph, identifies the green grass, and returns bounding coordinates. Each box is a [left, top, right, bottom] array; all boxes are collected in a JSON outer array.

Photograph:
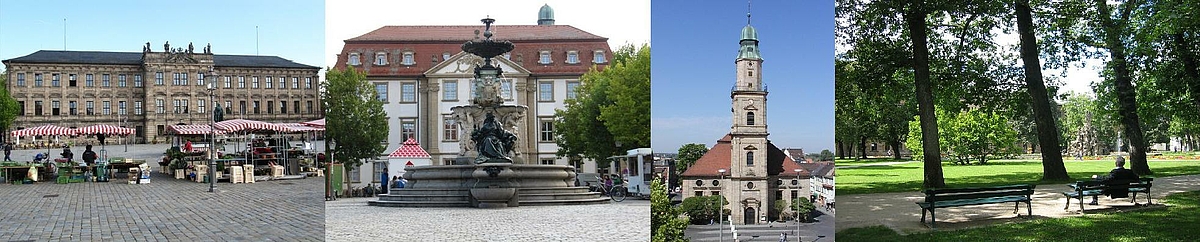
[[836, 158, 911, 165], [837, 191, 1200, 241], [838, 160, 1200, 195]]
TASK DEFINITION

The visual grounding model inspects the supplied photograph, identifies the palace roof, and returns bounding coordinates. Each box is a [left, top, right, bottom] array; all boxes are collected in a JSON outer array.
[[4, 50, 318, 69]]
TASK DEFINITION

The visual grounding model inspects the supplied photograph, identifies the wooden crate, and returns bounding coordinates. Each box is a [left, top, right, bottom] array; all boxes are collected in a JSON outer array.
[[271, 165, 284, 178], [175, 169, 186, 179], [229, 166, 244, 184], [243, 165, 255, 183]]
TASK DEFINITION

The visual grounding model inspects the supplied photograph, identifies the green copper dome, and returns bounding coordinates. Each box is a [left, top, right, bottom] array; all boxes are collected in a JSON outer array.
[[737, 25, 761, 60], [538, 4, 555, 25], [741, 25, 758, 41]]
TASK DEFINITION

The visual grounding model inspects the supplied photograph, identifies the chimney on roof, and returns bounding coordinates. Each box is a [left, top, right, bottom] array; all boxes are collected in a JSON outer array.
[[538, 4, 555, 25]]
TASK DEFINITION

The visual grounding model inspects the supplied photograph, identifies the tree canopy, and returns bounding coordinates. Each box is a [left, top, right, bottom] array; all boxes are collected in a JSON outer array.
[[555, 44, 650, 165], [322, 66, 388, 169]]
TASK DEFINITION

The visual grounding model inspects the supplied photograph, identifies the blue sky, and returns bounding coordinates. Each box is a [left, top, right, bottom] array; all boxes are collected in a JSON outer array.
[[0, 0, 324, 72], [652, 0, 835, 153]]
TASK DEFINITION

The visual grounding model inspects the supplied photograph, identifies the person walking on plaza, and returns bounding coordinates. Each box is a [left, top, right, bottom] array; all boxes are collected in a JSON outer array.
[[4, 142, 12, 161]]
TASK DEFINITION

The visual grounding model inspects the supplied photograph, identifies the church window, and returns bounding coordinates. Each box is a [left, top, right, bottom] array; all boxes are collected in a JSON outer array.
[[747, 112, 755, 125], [712, 180, 720, 186], [695, 180, 703, 186], [746, 151, 754, 166], [747, 182, 755, 189]]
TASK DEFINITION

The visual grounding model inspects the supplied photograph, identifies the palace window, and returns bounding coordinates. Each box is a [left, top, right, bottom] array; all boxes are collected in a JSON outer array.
[[594, 50, 607, 63], [375, 83, 388, 102], [253, 101, 260, 114], [102, 74, 110, 87], [223, 76, 232, 88], [307, 101, 313, 114], [747, 112, 755, 125], [197, 73, 205, 86], [134, 101, 143, 115], [373, 162, 387, 182], [539, 118, 555, 142], [401, 119, 416, 141], [442, 52, 451, 61], [375, 52, 388, 65], [118, 101, 126, 115], [541, 158, 555, 165], [266, 101, 273, 114], [305, 77, 313, 89], [85, 101, 93, 115], [85, 74, 93, 87], [348, 166, 360, 183], [292, 77, 299, 89], [279, 77, 285, 89], [238, 76, 246, 88], [443, 115, 458, 141], [155, 72, 164, 86], [538, 82, 553, 101], [172, 73, 180, 86], [566, 81, 580, 99], [102, 101, 111, 115], [52, 74, 61, 87], [293, 101, 300, 114], [118, 74, 126, 87], [265, 76, 273, 88], [34, 101, 43, 116], [197, 99, 206, 114], [69, 101, 78, 115], [172, 99, 181, 114], [402, 52, 414, 65], [501, 79, 513, 100], [134, 74, 143, 87], [280, 101, 287, 114], [34, 74, 42, 87], [51, 101, 60, 116], [566, 51, 579, 64], [442, 81, 457, 101], [239, 101, 246, 114], [539, 51, 552, 64], [225, 101, 232, 114], [252, 76, 260, 89], [67, 74, 75, 87], [401, 83, 416, 103], [348, 53, 361, 66], [181, 73, 189, 86], [16, 73, 25, 86]]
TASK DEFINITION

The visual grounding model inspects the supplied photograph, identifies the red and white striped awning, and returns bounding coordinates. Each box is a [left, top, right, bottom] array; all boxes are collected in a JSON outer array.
[[11, 124, 77, 137], [214, 119, 287, 132], [167, 124, 226, 135], [302, 118, 324, 127], [75, 124, 135, 136], [387, 138, 431, 158], [275, 123, 324, 133]]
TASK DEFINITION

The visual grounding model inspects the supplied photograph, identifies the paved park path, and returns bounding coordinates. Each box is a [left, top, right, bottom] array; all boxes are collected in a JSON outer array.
[[838, 174, 1200, 234]]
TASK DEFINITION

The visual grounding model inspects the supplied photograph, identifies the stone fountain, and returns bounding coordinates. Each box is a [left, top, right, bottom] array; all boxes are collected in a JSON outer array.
[[369, 17, 608, 208]]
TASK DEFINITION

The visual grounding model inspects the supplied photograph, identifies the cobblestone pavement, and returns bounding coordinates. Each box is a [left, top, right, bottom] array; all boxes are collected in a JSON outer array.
[[684, 210, 834, 242], [0, 143, 324, 241], [325, 197, 650, 241]]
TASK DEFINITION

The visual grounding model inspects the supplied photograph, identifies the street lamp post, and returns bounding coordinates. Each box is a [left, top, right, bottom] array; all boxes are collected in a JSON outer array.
[[207, 68, 217, 193], [718, 168, 727, 242], [794, 168, 802, 240]]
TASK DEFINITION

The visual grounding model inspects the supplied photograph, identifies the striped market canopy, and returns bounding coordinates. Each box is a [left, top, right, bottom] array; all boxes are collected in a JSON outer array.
[[387, 138, 431, 158], [214, 119, 287, 132], [302, 118, 324, 127], [167, 124, 226, 135], [75, 124, 135, 136], [276, 123, 324, 133], [11, 124, 77, 137]]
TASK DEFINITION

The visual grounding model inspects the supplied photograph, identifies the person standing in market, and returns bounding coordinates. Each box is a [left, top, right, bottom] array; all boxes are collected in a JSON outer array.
[[82, 145, 98, 176], [4, 142, 12, 161], [380, 167, 389, 194]]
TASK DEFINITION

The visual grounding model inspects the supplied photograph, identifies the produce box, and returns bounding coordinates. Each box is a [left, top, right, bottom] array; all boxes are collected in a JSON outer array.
[[271, 165, 284, 178], [243, 165, 255, 183], [229, 166, 244, 184]]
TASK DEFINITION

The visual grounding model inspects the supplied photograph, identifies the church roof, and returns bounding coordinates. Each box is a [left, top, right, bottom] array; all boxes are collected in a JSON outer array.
[[346, 25, 606, 42], [3, 50, 318, 69], [387, 138, 431, 158], [680, 134, 807, 178]]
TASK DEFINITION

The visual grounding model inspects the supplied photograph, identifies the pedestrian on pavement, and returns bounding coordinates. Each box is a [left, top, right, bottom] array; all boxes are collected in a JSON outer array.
[[4, 142, 12, 162], [380, 167, 389, 194]]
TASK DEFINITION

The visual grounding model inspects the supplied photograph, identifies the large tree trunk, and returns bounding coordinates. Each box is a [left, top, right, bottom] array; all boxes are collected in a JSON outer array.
[[906, 0, 946, 188], [1097, 0, 1152, 175], [859, 136, 869, 159], [1173, 32, 1200, 116], [890, 139, 903, 160], [836, 140, 846, 159], [1016, 0, 1070, 181]]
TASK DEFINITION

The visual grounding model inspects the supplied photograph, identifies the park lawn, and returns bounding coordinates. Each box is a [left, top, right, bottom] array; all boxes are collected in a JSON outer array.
[[838, 159, 1200, 195], [836, 191, 1200, 242]]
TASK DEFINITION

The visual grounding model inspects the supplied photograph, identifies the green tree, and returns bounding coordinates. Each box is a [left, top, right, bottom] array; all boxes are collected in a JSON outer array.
[[680, 195, 726, 225], [819, 149, 835, 161], [322, 66, 388, 183], [0, 72, 19, 141], [651, 178, 689, 242], [675, 143, 708, 173], [791, 197, 816, 222], [555, 44, 650, 167]]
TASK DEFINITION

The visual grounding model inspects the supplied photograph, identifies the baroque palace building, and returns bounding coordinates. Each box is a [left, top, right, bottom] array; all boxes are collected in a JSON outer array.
[[334, 4, 612, 184], [679, 16, 827, 225], [3, 42, 322, 143]]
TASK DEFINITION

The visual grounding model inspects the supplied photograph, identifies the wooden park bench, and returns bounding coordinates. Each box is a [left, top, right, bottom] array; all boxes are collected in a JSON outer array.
[[1062, 178, 1152, 212], [917, 184, 1035, 228]]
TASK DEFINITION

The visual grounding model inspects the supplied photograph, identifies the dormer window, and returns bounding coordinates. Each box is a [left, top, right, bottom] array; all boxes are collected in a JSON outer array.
[[442, 52, 451, 61], [375, 52, 388, 65], [348, 53, 361, 66], [503, 52, 511, 60], [539, 51, 552, 64], [402, 52, 415, 65], [566, 51, 579, 64], [594, 50, 607, 63]]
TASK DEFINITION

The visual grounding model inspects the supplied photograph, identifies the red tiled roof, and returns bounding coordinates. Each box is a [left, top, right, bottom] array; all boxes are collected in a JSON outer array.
[[680, 134, 804, 178], [388, 138, 431, 158], [347, 25, 607, 42]]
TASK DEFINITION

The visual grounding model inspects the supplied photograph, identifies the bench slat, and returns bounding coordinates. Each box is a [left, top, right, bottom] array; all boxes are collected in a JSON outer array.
[[928, 190, 1035, 202], [918, 195, 1029, 208], [924, 184, 1035, 195]]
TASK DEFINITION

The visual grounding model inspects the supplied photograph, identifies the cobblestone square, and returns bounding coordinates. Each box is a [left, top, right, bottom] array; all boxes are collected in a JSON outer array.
[[0, 144, 324, 241], [325, 197, 649, 241]]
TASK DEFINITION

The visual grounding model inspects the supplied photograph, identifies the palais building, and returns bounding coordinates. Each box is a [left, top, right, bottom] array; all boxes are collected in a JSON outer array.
[[3, 42, 322, 143], [333, 4, 613, 182]]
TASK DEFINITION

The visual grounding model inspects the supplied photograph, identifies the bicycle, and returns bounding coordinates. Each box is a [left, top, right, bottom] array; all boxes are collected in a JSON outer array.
[[595, 183, 627, 202]]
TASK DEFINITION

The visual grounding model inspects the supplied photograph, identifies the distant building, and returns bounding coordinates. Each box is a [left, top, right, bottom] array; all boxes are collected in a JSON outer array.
[[332, 4, 614, 185], [809, 163, 835, 212], [3, 43, 322, 143], [836, 140, 910, 158]]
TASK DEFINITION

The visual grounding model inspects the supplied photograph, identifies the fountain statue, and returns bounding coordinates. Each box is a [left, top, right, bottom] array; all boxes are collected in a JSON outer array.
[[369, 17, 607, 208]]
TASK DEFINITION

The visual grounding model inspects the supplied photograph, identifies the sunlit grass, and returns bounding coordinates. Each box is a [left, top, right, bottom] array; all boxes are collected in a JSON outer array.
[[838, 159, 1200, 195]]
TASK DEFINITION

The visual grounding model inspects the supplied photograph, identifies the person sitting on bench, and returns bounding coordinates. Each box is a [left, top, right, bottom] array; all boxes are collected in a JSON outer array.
[[1089, 156, 1140, 205]]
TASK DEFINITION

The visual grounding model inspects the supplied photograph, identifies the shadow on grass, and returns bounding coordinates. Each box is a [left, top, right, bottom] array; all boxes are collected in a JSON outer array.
[[839, 162, 1200, 195], [837, 191, 1200, 241]]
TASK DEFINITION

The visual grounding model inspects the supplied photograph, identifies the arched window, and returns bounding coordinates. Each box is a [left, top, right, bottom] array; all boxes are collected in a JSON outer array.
[[746, 151, 754, 166], [348, 53, 361, 66], [375, 52, 388, 65], [746, 112, 755, 125]]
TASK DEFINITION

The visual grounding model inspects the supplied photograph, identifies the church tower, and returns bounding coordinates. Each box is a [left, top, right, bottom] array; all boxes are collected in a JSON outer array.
[[728, 10, 770, 224]]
